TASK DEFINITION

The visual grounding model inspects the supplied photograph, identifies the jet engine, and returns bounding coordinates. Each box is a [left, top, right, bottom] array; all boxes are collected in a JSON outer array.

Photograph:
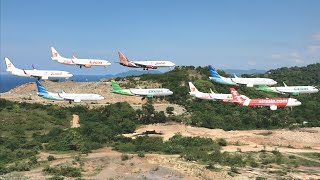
[[74, 98, 81, 103], [84, 64, 92, 68], [270, 105, 277, 110], [246, 83, 254, 87]]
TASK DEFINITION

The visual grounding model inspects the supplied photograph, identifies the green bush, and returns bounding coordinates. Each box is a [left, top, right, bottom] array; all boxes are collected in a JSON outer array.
[[121, 154, 129, 161], [48, 155, 56, 161]]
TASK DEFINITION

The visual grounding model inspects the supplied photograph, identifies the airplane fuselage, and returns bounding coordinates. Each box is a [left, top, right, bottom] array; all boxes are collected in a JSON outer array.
[[52, 57, 111, 67], [7, 68, 73, 79], [270, 86, 318, 94], [210, 77, 277, 87]]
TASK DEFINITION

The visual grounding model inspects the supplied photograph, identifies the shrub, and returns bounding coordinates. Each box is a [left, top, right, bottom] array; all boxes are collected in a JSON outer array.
[[137, 151, 145, 158], [47, 155, 56, 161], [121, 154, 129, 161], [216, 138, 227, 146]]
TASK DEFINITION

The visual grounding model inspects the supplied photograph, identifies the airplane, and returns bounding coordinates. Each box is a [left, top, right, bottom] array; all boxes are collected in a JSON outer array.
[[208, 65, 277, 87], [229, 88, 301, 110], [36, 80, 104, 104], [117, 51, 175, 70], [256, 82, 319, 96], [4, 57, 73, 80], [110, 80, 173, 99], [51, 47, 111, 68], [188, 82, 249, 101]]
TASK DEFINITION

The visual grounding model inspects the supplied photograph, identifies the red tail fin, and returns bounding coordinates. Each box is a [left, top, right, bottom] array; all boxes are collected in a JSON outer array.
[[118, 51, 129, 65], [230, 88, 246, 103]]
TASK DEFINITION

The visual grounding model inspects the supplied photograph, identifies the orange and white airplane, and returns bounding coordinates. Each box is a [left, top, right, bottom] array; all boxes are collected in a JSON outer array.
[[117, 51, 175, 70], [51, 47, 111, 69]]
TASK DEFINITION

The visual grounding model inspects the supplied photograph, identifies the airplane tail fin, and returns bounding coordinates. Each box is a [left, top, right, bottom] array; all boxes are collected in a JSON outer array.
[[118, 51, 129, 65], [188, 82, 199, 93], [36, 81, 49, 94], [51, 47, 61, 58], [208, 65, 221, 78], [230, 88, 247, 103], [111, 80, 123, 91], [4, 57, 16, 71]]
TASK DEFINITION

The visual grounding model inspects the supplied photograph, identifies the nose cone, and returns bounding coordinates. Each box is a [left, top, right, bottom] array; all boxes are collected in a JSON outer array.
[[67, 73, 73, 78], [168, 91, 173, 95], [99, 96, 105, 100], [314, 88, 319, 93], [170, 62, 176, 66], [272, 80, 277, 85]]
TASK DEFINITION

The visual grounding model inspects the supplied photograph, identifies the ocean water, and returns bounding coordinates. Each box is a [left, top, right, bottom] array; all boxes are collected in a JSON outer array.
[[0, 74, 111, 93]]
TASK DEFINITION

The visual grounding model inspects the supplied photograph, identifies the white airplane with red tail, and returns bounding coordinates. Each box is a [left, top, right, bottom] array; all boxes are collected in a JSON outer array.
[[51, 47, 111, 69], [117, 51, 175, 70], [188, 82, 249, 101], [4, 57, 73, 80], [229, 88, 301, 110]]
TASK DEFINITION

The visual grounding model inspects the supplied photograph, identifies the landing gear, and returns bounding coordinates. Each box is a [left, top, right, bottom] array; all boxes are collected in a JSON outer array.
[[80, 65, 82, 69], [69, 100, 72, 104]]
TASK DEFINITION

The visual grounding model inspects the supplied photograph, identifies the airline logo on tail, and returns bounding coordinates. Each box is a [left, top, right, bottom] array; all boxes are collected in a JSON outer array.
[[230, 88, 247, 103], [36, 81, 48, 94], [188, 82, 199, 93], [51, 47, 60, 58], [118, 51, 129, 66], [208, 65, 221, 78], [4, 57, 16, 71]]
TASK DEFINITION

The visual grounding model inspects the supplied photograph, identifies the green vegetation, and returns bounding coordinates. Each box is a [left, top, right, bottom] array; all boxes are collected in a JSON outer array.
[[139, 64, 320, 129], [0, 64, 319, 176]]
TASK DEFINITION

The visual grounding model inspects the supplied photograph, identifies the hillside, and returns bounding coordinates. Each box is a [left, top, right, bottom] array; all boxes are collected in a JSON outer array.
[[0, 64, 320, 179]]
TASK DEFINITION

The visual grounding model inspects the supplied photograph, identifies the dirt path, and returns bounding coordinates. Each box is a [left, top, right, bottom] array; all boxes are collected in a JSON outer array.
[[71, 114, 80, 128]]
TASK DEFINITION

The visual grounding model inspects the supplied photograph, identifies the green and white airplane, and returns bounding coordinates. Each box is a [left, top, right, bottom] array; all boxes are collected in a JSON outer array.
[[110, 80, 173, 99], [256, 82, 318, 96]]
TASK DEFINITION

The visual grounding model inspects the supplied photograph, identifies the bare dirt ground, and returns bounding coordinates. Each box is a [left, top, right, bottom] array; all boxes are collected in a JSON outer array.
[[71, 114, 80, 128], [125, 123, 320, 151], [0, 80, 186, 114], [2, 123, 320, 179]]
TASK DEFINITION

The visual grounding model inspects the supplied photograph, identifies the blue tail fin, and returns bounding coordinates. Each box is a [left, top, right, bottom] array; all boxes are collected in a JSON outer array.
[[36, 81, 48, 94], [208, 65, 221, 78]]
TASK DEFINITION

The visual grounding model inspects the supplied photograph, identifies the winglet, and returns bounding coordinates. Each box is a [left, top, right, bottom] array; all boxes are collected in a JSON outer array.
[[4, 57, 16, 71], [283, 82, 288, 87], [36, 81, 48, 94], [188, 82, 199, 93], [234, 73, 238, 78], [111, 80, 123, 91], [118, 51, 129, 65], [208, 65, 221, 78], [51, 47, 61, 58]]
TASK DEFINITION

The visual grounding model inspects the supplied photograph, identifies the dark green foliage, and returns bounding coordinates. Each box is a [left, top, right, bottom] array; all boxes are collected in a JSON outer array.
[[47, 155, 56, 161], [43, 165, 81, 177]]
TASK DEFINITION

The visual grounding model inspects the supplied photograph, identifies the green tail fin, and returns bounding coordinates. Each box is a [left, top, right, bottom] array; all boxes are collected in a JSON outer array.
[[111, 80, 123, 91]]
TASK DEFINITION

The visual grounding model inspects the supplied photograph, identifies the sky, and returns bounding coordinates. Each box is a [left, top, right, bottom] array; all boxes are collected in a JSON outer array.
[[1, 0, 320, 75]]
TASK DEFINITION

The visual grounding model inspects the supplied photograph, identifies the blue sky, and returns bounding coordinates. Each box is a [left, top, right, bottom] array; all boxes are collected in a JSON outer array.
[[1, 0, 320, 75]]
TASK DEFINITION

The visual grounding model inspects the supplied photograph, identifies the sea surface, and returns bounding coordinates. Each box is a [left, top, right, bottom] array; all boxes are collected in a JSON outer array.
[[0, 74, 111, 93]]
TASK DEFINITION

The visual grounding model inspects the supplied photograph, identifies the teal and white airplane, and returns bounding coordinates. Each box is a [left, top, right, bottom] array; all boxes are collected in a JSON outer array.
[[36, 81, 104, 103], [110, 80, 173, 99], [208, 65, 277, 87], [256, 82, 319, 96]]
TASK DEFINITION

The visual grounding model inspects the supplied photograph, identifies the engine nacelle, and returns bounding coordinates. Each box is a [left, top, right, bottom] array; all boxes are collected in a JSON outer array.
[[84, 64, 92, 68], [146, 65, 153, 69], [270, 105, 277, 111], [74, 98, 81, 103], [246, 83, 254, 87], [292, 92, 300, 96]]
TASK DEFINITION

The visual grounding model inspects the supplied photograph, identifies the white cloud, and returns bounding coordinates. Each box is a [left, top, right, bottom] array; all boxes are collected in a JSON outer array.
[[271, 54, 283, 59], [306, 45, 320, 54], [311, 32, 320, 41], [270, 52, 304, 64]]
